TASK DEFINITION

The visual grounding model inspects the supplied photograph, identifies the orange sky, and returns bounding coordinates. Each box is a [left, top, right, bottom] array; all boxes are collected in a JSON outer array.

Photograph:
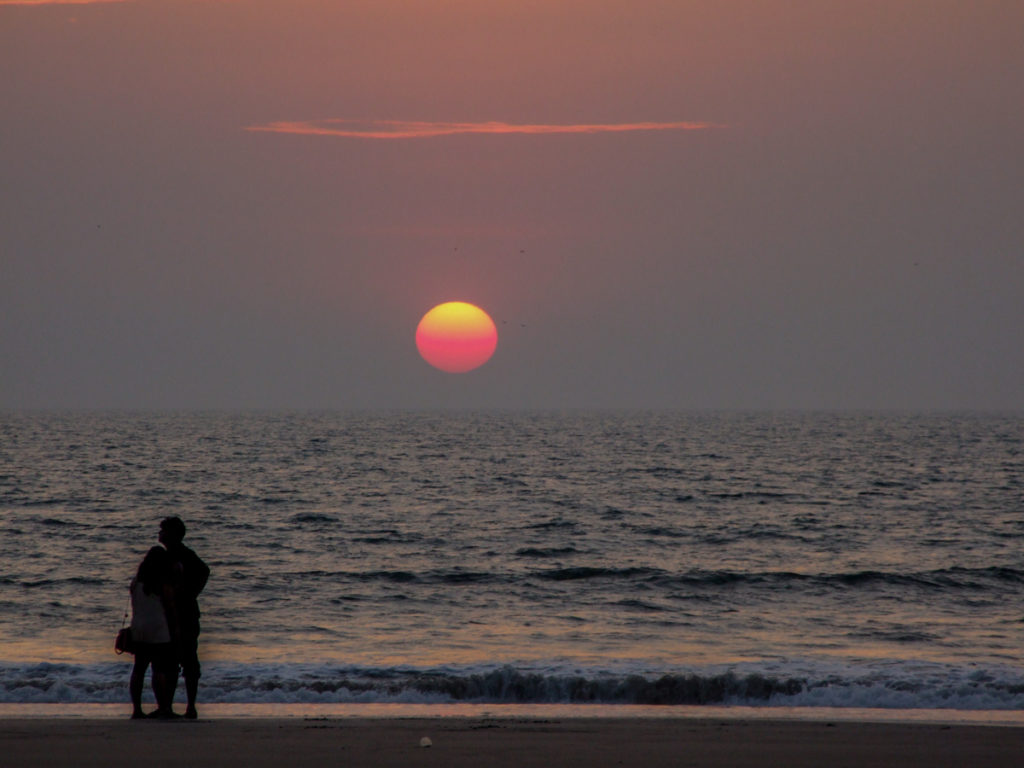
[[1, 1, 1022, 408]]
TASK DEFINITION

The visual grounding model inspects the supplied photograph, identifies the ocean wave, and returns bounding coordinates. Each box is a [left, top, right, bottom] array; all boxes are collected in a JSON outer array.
[[275, 565, 1024, 591], [2, 662, 1022, 710], [533, 566, 1024, 591], [538, 567, 661, 582], [291, 569, 505, 585], [515, 547, 582, 558], [15, 577, 106, 589], [288, 513, 339, 525]]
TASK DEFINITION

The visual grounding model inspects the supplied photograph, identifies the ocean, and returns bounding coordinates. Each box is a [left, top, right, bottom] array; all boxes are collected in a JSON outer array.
[[1, 411, 1022, 714]]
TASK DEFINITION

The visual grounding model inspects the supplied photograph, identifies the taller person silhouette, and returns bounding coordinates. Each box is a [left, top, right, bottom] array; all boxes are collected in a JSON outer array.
[[158, 516, 210, 719]]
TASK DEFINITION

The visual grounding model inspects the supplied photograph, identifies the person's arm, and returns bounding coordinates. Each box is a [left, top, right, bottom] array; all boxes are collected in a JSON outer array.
[[191, 553, 210, 596], [128, 579, 138, 626]]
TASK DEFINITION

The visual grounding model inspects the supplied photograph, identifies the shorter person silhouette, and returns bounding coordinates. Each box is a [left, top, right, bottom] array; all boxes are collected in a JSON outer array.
[[128, 546, 178, 719]]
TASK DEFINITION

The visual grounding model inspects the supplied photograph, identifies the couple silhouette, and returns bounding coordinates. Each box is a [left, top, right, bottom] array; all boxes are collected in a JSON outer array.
[[128, 517, 209, 719]]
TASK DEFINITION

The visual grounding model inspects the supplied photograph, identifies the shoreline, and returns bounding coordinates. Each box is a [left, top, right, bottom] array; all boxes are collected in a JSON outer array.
[[2, 716, 1023, 768], [2, 702, 1023, 727]]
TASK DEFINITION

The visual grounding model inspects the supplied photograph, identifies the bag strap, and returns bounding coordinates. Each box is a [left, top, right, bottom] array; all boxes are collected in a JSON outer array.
[[120, 588, 130, 631]]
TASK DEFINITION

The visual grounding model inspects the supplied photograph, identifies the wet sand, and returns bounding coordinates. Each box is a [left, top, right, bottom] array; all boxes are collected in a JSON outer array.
[[1, 717, 1021, 768]]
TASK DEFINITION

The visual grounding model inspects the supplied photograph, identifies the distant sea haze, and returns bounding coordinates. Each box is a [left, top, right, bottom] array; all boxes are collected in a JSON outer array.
[[1, 412, 1022, 710]]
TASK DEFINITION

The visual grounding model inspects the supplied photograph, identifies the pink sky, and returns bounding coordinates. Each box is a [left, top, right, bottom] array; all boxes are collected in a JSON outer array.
[[1, 1, 1022, 409]]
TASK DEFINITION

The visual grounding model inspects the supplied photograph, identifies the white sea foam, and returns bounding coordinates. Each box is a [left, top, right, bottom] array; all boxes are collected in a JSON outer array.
[[2, 660, 1023, 710]]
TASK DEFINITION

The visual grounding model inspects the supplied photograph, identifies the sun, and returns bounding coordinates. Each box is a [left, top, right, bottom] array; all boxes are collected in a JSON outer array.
[[416, 302, 498, 373]]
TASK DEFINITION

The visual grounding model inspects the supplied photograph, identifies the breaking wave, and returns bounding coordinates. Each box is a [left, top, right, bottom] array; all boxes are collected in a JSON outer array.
[[3, 662, 1023, 710]]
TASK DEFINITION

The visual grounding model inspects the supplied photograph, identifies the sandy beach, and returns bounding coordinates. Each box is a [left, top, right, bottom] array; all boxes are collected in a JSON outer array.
[[2, 717, 1021, 768]]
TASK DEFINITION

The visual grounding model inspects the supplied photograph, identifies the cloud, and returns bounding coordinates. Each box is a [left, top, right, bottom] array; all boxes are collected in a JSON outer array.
[[245, 119, 718, 140], [0, 1, 130, 5]]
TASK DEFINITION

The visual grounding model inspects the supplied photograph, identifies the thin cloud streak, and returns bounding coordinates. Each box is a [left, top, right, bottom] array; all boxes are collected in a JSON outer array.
[[0, 0, 129, 5], [246, 119, 719, 140]]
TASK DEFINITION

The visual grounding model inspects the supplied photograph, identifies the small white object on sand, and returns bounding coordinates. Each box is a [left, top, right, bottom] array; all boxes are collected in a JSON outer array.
[[419, 737, 433, 748]]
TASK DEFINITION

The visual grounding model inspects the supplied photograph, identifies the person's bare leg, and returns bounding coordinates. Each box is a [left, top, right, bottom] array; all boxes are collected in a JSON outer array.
[[152, 666, 176, 715], [129, 660, 147, 719], [184, 674, 198, 718]]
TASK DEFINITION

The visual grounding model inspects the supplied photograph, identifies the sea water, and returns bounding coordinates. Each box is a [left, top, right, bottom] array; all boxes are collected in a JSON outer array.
[[1, 411, 1022, 712]]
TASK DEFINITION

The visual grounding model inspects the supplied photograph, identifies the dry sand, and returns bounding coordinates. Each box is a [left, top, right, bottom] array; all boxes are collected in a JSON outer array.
[[1, 717, 1021, 768]]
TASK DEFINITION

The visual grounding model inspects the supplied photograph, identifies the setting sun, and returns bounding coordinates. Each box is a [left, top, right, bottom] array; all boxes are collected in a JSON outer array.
[[415, 302, 498, 373]]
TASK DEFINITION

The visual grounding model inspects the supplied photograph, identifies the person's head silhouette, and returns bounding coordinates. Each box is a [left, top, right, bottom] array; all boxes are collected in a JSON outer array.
[[158, 516, 187, 548], [137, 545, 171, 594]]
